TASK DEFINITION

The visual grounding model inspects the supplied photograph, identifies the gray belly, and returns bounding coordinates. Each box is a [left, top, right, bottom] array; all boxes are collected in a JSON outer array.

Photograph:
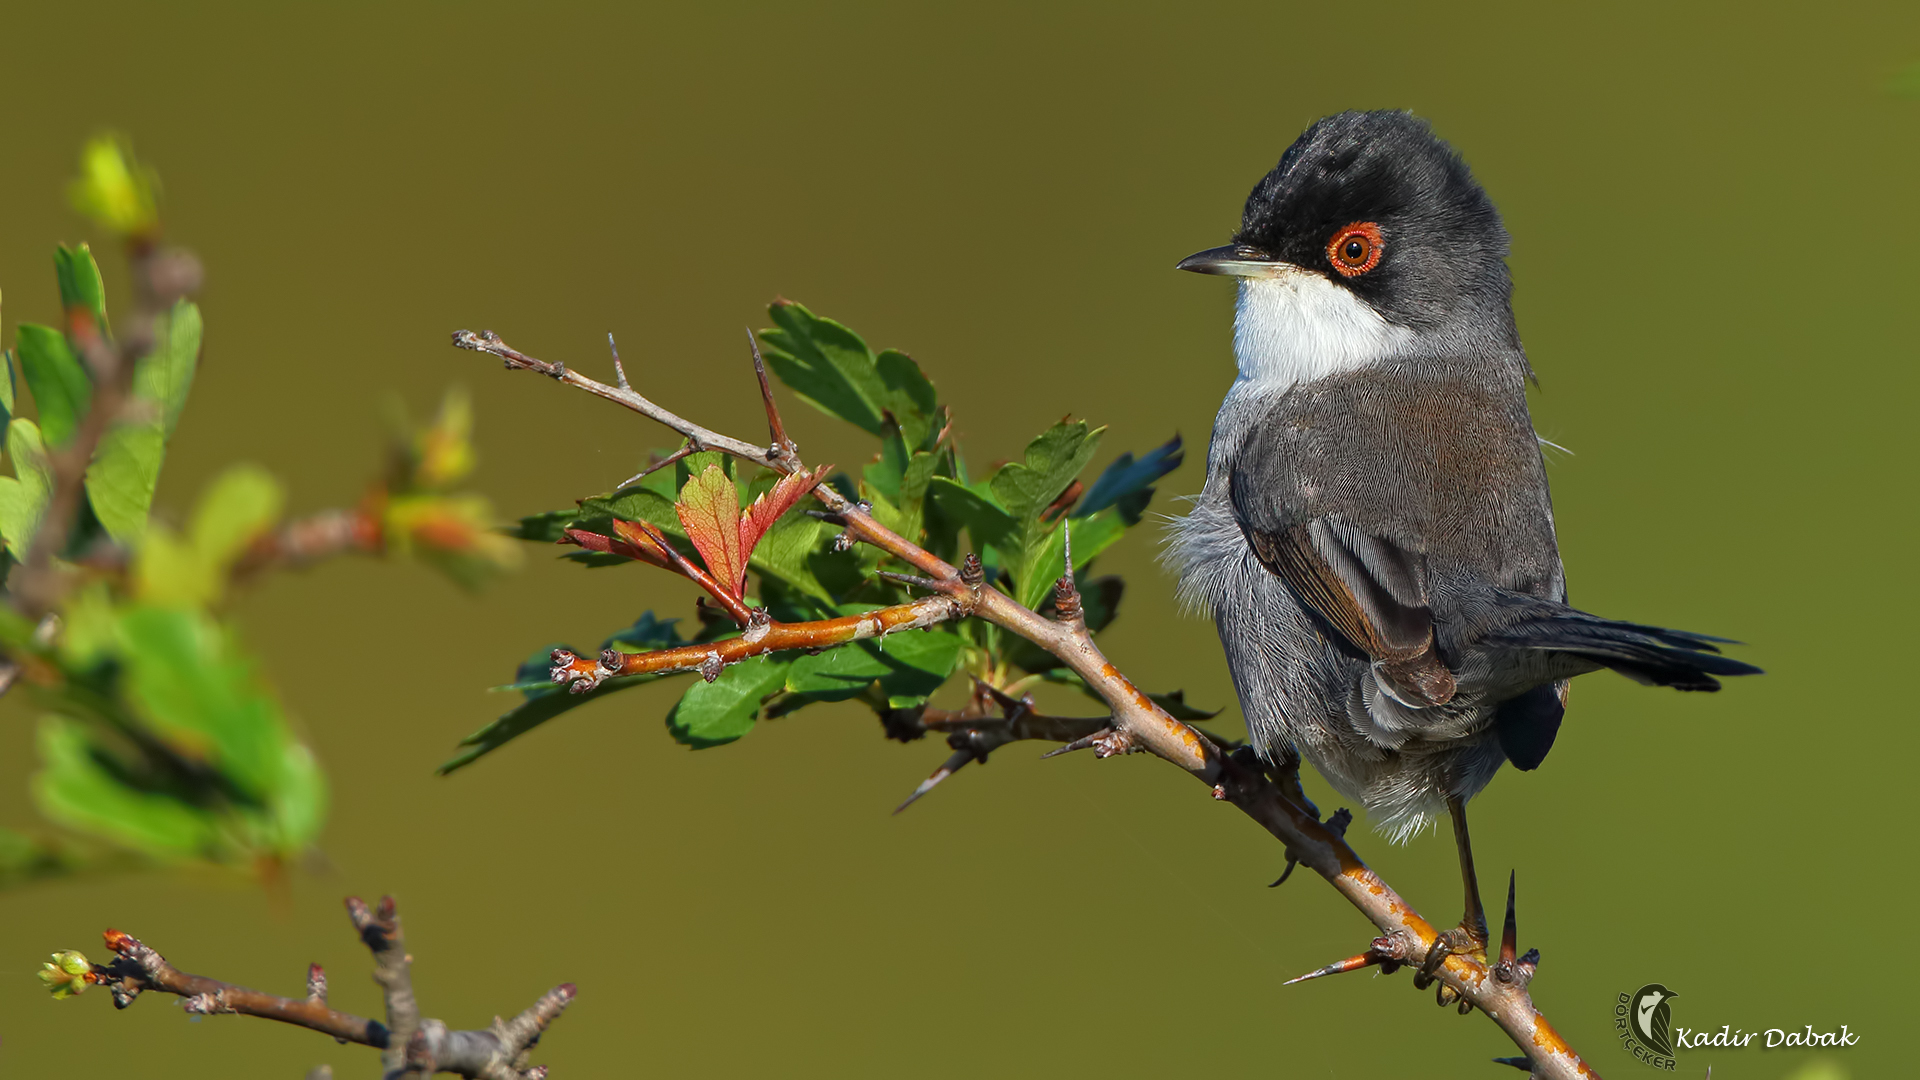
[[1163, 490, 1507, 841]]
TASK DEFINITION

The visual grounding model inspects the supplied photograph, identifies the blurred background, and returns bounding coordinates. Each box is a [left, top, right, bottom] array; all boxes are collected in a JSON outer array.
[[2, 1, 1913, 1076]]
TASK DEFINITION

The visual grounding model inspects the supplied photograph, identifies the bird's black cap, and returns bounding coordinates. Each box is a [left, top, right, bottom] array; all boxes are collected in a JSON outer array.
[[1181, 110, 1517, 342]]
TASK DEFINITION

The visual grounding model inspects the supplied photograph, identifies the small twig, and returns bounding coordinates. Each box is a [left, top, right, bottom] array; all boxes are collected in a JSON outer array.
[[346, 895, 420, 1075], [85, 896, 572, 1079], [612, 441, 699, 493], [607, 332, 630, 391], [746, 328, 797, 463], [629, 519, 755, 627]]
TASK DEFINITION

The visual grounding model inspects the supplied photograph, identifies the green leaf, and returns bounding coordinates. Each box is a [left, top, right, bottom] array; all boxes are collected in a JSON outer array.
[[666, 656, 790, 748], [54, 244, 108, 325], [758, 304, 939, 447], [84, 422, 164, 544], [133, 300, 201, 437], [759, 303, 888, 435], [786, 643, 893, 701], [989, 421, 1104, 523], [603, 611, 683, 654], [926, 477, 1016, 553], [1, 347, 17, 427], [0, 419, 53, 559], [15, 324, 91, 447], [1012, 512, 1128, 610], [748, 511, 838, 604], [870, 627, 964, 701], [116, 605, 291, 801], [268, 742, 328, 850], [190, 464, 285, 568], [1075, 434, 1184, 524], [34, 716, 218, 858]]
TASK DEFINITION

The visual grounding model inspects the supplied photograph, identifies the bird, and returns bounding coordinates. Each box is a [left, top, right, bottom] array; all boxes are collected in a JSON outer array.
[[1164, 109, 1758, 966]]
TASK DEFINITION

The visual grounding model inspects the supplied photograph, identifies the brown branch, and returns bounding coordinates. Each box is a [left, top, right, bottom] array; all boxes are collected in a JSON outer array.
[[233, 506, 385, 580], [458, 330, 1596, 1079], [82, 894, 571, 1079]]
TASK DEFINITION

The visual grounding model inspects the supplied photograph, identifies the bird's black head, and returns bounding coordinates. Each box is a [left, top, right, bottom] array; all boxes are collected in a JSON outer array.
[[1181, 111, 1515, 342]]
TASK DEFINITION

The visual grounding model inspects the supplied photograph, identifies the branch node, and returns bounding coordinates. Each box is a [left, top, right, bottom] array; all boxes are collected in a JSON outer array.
[[959, 552, 985, 590], [697, 651, 726, 683], [307, 963, 328, 1004]]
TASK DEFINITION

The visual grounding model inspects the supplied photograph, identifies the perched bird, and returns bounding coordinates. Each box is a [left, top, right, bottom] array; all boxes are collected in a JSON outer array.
[[1166, 110, 1758, 959]]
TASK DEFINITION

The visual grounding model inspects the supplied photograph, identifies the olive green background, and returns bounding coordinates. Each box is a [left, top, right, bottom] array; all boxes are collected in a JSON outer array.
[[0, 2, 1911, 1076]]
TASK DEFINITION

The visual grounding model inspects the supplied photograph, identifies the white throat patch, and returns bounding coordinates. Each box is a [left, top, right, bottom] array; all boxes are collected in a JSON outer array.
[[1232, 270, 1410, 392]]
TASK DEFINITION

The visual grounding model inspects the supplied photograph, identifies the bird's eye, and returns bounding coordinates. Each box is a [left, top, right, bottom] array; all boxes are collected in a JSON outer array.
[[1326, 222, 1384, 277]]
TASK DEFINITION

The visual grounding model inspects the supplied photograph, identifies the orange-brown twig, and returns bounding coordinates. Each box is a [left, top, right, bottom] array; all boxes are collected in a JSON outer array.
[[456, 328, 1597, 1080], [551, 593, 969, 693]]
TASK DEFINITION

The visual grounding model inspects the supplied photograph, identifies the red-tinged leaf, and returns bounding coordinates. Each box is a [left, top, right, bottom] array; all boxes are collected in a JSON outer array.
[[562, 526, 671, 568], [676, 465, 746, 597], [741, 467, 826, 558], [609, 519, 678, 566]]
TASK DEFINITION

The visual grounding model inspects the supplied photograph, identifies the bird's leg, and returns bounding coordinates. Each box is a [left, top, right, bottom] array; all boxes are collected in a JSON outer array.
[[1420, 796, 1490, 981]]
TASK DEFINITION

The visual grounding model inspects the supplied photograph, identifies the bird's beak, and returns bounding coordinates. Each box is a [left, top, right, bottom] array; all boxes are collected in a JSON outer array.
[[1175, 244, 1288, 278]]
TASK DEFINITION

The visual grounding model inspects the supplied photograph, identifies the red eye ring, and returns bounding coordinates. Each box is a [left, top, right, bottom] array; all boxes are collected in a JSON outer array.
[[1326, 222, 1384, 277]]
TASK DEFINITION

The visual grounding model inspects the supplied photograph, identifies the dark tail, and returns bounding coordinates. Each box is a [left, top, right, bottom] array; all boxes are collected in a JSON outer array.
[[1484, 609, 1762, 691]]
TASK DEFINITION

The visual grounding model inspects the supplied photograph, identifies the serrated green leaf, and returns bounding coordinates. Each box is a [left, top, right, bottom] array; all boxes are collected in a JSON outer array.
[[759, 303, 888, 435], [870, 627, 964, 699], [749, 511, 837, 604], [133, 300, 200, 437], [33, 716, 218, 858], [989, 421, 1104, 523], [875, 349, 937, 446], [666, 656, 790, 748], [0, 419, 53, 559], [54, 244, 108, 325], [84, 422, 164, 544], [15, 324, 90, 447]]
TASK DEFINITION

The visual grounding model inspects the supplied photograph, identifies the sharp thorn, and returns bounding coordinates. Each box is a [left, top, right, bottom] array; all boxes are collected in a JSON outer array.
[[1491, 1057, 1531, 1072], [746, 327, 792, 456], [876, 570, 945, 592], [1042, 733, 1098, 758], [1283, 951, 1380, 985], [1268, 858, 1298, 887], [1500, 870, 1518, 967], [893, 749, 974, 814], [608, 332, 631, 390]]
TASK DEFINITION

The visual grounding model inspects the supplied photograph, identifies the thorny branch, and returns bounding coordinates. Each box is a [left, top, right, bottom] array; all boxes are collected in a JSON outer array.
[[452, 328, 1598, 1079], [83, 894, 572, 1079]]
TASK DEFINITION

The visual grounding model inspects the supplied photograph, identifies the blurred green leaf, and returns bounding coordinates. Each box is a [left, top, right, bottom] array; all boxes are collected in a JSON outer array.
[[190, 464, 284, 568], [0, 419, 53, 559], [1076, 435, 1183, 524], [33, 716, 217, 858], [132, 300, 201, 438], [54, 245, 108, 326], [666, 656, 790, 748], [116, 605, 289, 801], [15, 324, 90, 447], [84, 422, 164, 545], [1, 348, 16, 429], [68, 134, 159, 236], [267, 742, 327, 851]]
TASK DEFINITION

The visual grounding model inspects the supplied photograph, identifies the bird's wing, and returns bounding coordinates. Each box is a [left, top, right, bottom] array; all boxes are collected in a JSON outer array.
[[1229, 478, 1456, 707]]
